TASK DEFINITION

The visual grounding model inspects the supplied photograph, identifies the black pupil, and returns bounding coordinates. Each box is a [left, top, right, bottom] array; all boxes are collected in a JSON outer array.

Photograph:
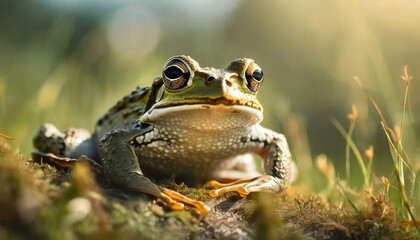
[[165, 66, 184, 79], [252, 69, 263, 81]]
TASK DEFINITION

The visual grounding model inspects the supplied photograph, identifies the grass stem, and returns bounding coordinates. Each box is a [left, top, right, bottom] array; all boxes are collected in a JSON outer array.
[[332, 119, 369, 189], [346, 121, 355, 187]]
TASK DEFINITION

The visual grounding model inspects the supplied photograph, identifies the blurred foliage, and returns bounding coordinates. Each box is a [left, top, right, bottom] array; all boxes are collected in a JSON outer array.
[[1, 0, 420, 220]]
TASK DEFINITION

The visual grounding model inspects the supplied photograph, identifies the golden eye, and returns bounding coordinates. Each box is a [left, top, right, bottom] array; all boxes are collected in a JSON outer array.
[[245, 62, 264, 93], [162, 58, 193, 92]]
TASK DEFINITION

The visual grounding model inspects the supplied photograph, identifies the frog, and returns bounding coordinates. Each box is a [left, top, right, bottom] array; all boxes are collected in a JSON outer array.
[[33, 55, 293, 214]]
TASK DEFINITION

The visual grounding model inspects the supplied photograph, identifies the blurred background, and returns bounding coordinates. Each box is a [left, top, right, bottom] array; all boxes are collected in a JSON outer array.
[[1, 0, 420, 190]]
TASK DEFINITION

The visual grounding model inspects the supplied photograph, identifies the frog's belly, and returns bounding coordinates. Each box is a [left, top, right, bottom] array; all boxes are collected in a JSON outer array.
[[134, 128, 253, 182], [135, 104, 263, 182]]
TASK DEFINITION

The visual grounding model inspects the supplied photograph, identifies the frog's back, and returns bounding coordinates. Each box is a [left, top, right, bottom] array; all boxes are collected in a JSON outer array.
[[94, 85, 151, 140]]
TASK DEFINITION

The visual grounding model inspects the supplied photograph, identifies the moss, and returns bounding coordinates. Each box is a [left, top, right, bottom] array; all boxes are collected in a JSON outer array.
[[158, 179, 211, 202], [270, 192, 417, 239]]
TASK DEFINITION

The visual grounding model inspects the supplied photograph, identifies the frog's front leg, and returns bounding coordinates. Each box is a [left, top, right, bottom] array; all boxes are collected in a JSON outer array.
[[208, 126, 292, 197], [100, 126, 210, 213]]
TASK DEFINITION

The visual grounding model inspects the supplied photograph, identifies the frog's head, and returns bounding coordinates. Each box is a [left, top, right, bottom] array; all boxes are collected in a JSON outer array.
[[140, 55, 264, 129]]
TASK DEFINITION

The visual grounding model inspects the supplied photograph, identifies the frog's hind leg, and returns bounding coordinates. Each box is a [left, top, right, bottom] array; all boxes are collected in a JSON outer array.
[[32, 149, 104, 176], [208, 128, 295, 198], [32, 123, 101, 169]]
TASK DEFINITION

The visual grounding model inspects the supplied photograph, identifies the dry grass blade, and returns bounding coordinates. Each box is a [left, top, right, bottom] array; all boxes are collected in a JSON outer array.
[[353, 77, 397, 142], [401, 220, 420, 227], [355, 73, 415, 169], [381, 123, 415, 176], [354, 76, 413, 170], [0, 133, 18, 141], [354, 77, 388, 128]]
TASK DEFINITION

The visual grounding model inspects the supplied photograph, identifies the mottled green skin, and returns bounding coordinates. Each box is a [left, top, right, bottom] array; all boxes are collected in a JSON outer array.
[[94, 84, 152, 140]]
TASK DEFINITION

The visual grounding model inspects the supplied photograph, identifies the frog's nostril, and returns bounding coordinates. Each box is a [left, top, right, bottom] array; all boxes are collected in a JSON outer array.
[[206, 75, 216, 85], [225, 79, 233, 87]]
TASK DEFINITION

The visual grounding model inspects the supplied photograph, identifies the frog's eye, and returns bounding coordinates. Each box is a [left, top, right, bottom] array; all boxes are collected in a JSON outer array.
[[162, 58, 193, 92], [245, 62, 264, 93]]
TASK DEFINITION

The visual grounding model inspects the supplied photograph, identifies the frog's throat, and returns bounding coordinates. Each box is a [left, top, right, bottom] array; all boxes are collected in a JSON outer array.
[[140, 104, 263, 125]]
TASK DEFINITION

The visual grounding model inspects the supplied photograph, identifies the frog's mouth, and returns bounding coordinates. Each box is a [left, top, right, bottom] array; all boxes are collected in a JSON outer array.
[[140, 98, 263, 129], [152, 97, 262, 111]]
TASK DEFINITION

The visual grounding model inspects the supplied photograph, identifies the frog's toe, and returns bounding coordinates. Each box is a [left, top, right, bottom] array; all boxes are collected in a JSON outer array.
[[208, 184, 247, 197], [205, 176, 259, 189], [208, 175, 282, 197], [206, 176, 259, 197], [205, 180, 222, 188], [237, 175, 282, 194], [159, 187, 210, 214], [157, 196, 185, 211]]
